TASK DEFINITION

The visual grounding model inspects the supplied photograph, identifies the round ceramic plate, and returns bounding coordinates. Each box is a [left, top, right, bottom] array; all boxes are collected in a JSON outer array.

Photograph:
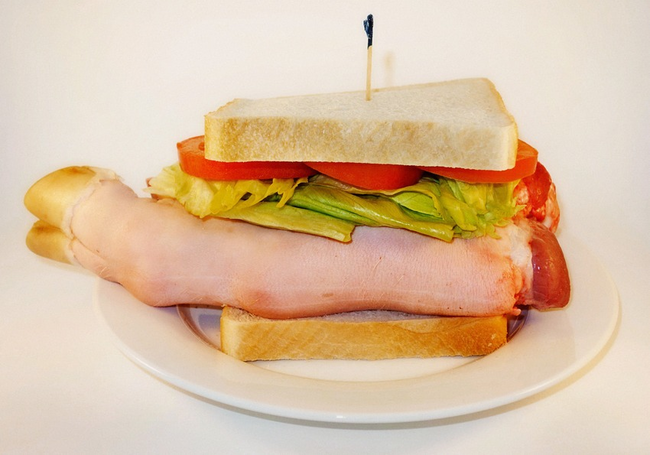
[[93, 233, 619, 423]]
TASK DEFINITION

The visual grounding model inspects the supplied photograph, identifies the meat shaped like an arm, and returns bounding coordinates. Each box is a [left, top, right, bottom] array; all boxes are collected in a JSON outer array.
[[25, 167, 570, 318]]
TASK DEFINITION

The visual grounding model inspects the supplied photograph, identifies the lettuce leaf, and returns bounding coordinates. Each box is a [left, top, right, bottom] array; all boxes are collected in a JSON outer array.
[[302, 175, 520, 240], [218, 202, 355, 242], [288, 185, 455, 241], [146, 163, 305, 217], [146, 164, 521, 242], [146, 164, 354, 241]]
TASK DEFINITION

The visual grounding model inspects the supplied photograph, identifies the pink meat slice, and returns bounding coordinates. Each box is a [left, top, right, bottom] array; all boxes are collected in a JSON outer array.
[[68, 179, 564, 319]]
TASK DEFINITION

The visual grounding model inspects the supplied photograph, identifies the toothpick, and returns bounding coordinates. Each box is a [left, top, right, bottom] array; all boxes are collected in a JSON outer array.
[[364, 14, 374, 101]]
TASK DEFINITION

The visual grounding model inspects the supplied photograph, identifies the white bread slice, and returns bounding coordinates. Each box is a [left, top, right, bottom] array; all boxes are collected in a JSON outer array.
[[204, 78, 518, 170], [220, 307, 507, 361]]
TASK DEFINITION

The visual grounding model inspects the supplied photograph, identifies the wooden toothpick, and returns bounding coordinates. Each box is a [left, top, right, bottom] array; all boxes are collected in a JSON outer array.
[[364, 14, 374, 101]]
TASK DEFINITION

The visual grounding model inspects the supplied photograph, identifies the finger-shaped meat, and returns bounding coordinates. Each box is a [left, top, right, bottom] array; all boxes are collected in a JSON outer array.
[[25, 167, 570, 318]]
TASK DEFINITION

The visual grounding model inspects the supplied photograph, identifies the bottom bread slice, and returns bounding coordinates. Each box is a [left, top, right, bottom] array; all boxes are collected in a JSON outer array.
[[220, 307, 507, 361]]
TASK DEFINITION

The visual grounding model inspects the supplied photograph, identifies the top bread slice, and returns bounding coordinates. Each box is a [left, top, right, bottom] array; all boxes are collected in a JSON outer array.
[[204, 78, 518, 170]]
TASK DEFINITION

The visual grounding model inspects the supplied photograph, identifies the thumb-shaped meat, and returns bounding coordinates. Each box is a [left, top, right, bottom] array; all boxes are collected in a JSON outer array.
[[25, 167, 570, 318]]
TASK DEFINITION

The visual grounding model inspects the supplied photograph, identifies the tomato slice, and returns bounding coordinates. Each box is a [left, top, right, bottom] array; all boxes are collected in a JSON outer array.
[[178, 135, 538, 187], [177, 136, 317, 180], [419, 140, 539, 183], [306, 162, 424, 190]]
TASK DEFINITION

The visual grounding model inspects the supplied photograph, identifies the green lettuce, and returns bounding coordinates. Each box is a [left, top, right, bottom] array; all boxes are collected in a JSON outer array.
[[146, 164, 356, 241], [146, 163, 304, 217], [146, 164, 521, 242]]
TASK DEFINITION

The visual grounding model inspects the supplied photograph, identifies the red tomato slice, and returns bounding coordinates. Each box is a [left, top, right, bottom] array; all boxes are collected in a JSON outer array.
[[419, 140, 539, 183], [177, 136, 317, 180], [306, 162, 424, 190]]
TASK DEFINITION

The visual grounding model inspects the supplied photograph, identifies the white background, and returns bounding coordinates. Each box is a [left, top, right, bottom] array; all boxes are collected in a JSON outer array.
[[2, 1, 649, 453]]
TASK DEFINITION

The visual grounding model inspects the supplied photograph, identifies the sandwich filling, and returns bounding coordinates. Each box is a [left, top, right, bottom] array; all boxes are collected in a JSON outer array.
[[146, 163, 521, 243]]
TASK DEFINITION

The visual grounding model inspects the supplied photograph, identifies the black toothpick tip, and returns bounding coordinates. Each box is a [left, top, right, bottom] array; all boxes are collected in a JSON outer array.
[[364, 14, 374, 48]]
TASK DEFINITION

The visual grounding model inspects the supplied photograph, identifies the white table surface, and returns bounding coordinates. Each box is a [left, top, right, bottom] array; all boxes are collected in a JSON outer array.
[[2, 1, 649, 453]]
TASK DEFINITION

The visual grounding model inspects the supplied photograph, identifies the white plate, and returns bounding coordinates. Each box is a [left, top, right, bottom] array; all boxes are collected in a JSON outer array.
[[93, 233, 619, 423]]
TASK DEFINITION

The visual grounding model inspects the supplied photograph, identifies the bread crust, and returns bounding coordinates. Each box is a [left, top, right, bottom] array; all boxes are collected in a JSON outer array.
[[205, 78, 518, 169], [220, 307, 507, 361]]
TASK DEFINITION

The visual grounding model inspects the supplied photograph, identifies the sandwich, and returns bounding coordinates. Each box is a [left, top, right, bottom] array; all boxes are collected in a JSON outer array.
[[24, 78, 571, 361]]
